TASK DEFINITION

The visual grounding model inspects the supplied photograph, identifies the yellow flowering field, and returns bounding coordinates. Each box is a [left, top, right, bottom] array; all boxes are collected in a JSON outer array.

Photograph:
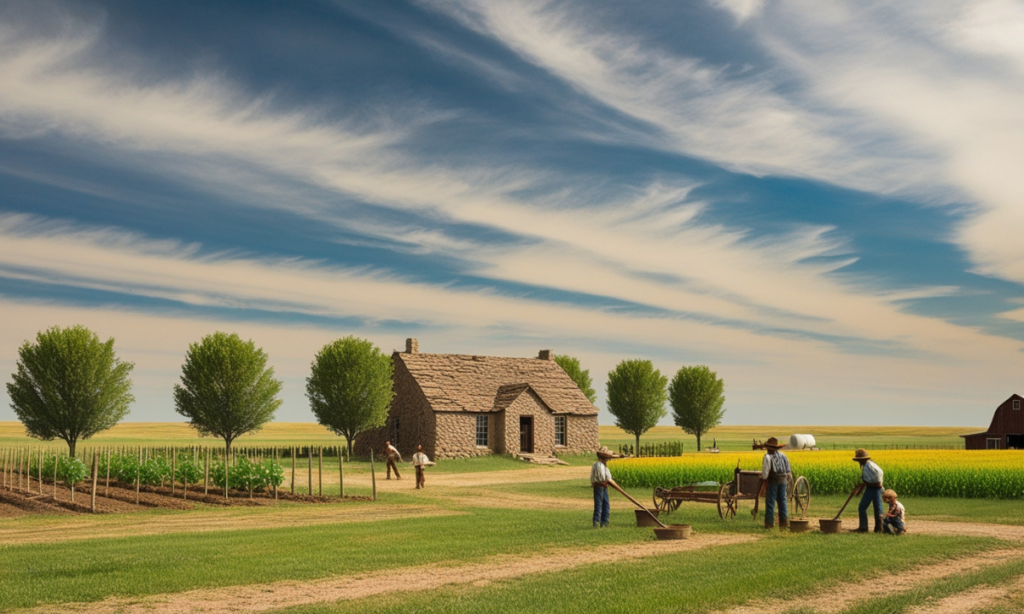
[[608, 450, 1024, 498]]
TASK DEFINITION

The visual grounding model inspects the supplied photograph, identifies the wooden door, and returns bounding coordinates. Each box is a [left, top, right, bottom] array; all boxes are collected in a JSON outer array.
[[519, 416, 533, 453]]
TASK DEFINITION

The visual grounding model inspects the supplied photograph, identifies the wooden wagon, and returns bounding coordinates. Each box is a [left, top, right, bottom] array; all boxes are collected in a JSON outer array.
[[653, 466, 810, 519]]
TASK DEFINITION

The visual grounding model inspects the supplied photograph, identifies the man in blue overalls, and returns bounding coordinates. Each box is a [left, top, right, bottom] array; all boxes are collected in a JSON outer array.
[[853, 448, 884, 533], [758, 437, 791, 530]]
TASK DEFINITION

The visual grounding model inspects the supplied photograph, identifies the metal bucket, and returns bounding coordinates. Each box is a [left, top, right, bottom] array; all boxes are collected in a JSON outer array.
[[635, 509, 661, 527], [789, 519, 812, 533], [819, 518, 842, 533], [653, 524, 691, 540]]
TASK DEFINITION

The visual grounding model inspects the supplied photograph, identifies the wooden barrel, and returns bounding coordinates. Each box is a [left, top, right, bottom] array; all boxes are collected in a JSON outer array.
[[635, 509, 661, 527], [819, 518, 842, 533]]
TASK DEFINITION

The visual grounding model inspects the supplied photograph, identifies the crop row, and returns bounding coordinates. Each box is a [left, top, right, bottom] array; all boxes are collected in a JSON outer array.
[[608, 450, 1024, 499]]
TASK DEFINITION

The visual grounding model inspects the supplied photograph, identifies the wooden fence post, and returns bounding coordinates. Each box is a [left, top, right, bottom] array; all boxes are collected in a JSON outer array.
[[290, 447, 295, 495], [225, 448, 230, 499], [136, 446, 141, 505], [318, 447, 323, 497], [370, 450, 376, 501], [37, 447, 43, 494], [338, 446, 344, 499], [273, 447, 278, 501], [171, 447, 176, 495], [53, 450, 58, 500], [91, 452, 98, 513], [307, 446, 313, 496], [104, 448, 110, 496], [204, 448, 210, 496]]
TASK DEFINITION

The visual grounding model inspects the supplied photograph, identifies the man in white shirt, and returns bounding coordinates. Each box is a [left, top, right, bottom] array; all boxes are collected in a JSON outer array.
[[590, 447, 616, 527], [411, 445, 432, 489], [383, 441, 402, 480], [758, 437, 792, 530], [853, 448, 884, 533]]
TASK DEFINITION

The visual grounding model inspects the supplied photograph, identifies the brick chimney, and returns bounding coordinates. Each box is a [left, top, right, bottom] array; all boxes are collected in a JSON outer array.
[[538, 349, 552, 360], [405, 338, 419, 354]]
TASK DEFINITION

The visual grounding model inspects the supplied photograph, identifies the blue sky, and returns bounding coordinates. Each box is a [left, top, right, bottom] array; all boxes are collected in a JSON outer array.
[[2, 0, 1024, 427]]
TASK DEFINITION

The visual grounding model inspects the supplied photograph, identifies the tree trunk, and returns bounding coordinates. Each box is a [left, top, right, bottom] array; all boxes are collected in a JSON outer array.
[[635, 433, 640, 457], [68, 439, 77, 458], [696, 433, 702, 452], [225, 438, 232, 456], [346, 436, 354, 461]]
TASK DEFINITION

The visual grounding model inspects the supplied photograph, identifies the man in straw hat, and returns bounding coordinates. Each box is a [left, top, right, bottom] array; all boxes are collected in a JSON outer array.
[[590, 446, 617, 527], [852, 448, 884, 533], [758, 437, 792, 530]]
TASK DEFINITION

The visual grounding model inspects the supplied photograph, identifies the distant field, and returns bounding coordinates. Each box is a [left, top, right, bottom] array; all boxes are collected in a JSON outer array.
[[0, 421, 980, 450], [599, 424, 979, 452]]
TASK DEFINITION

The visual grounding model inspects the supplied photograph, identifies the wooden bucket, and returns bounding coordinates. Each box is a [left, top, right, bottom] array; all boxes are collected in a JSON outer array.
[[819, 518, 842, 533], [635, 509, 661, 527], [789, 519, 812, 533], [653, 524, 691, 540]]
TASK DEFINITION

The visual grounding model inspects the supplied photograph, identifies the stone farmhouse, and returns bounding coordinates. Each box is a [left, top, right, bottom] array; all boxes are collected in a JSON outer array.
[[355, 339, 600, 459]]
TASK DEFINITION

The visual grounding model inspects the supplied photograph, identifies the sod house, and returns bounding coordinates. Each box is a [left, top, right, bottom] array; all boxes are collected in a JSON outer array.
[[354, 339, 600, 459]]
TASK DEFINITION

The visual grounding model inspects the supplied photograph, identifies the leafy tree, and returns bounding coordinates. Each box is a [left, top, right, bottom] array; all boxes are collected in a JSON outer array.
[[554, 354, 597, 404], [605, 359, 667, 453], [173, 332, 282, 455], [669, 365, 726, 451], [306, 336, 394, 457], [7, 325, 134, 456]]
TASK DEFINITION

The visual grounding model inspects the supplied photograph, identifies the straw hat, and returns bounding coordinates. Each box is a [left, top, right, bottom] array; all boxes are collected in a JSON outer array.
[[883, 489, 897, 501], [853, 448, 871, 462], [764, 437, 786, 450], [596, 446, 616, 459]]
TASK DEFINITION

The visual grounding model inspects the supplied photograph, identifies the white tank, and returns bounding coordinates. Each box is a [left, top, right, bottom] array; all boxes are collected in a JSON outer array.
[[789, 434, 816, 450]]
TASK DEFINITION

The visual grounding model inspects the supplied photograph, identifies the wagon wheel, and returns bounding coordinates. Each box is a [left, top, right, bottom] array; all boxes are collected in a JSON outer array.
[[718, 483, 752, 519], [653, 487, 671, 513], [790, 476, 811, 517]]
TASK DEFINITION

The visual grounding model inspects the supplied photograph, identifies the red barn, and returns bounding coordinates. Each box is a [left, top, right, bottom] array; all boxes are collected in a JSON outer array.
[[962, 394, 1024, 449]]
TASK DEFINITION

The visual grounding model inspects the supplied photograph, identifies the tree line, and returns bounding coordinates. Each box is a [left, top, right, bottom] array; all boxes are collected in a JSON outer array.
[[7, 326, 725, 457], [7, 326, 393, 457], [554, 355, 726, 453]]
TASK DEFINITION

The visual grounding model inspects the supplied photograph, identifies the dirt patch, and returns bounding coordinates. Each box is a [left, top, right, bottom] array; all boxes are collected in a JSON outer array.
[[22, 533, 758, 614], [911, 520, 1024, 542], [905, 575, 1024, 614], [723, 549, 1024, 614]]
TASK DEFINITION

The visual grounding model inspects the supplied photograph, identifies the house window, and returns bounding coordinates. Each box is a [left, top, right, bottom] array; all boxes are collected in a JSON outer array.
[[1014, 399, 1021, 410], [987, 438, 1001, 450], [475, 415, 489, 447], [555, 416, 567, 446]]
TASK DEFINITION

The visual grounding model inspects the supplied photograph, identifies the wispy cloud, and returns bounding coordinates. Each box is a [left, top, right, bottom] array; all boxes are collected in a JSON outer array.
[[1, 2, 1022, 424]]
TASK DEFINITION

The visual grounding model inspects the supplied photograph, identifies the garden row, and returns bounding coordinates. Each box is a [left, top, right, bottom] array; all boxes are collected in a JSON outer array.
[[609, 449, 1024, 499], [1, 444, 366, 512]]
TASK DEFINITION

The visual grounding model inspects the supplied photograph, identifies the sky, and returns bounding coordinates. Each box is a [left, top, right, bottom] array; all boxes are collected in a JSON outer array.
[[2, 0, 1024, 428]]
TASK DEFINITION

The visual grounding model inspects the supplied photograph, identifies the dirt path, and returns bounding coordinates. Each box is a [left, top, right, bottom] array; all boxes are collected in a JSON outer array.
[[911, 519, 1024, 541], [340, 465, 590, 490], [906, 575, 1024, 614], [0, 504, 458, 545], [723, 548, 1024, 614], [21, 534, 757, 614]]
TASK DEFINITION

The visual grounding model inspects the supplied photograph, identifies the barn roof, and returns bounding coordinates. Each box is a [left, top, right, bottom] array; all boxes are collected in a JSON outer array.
[[396, 351, 598, 415]]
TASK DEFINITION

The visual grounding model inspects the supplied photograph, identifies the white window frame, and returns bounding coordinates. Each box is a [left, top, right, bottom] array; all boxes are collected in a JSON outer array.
[[475, 415, 489, 447], [554, 416, 567, 447], [987, 438, 1001, 450], [1014, 399, 1021, 410]]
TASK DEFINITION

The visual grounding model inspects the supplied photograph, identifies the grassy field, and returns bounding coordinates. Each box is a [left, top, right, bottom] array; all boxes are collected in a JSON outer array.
[[2, 424, 1021, 614], [0, 422, 980, 450], [0, 453, 1022, 613]]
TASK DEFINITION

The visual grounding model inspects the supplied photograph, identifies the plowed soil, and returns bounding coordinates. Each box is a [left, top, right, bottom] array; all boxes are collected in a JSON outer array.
[[0, 480, 366, 516]]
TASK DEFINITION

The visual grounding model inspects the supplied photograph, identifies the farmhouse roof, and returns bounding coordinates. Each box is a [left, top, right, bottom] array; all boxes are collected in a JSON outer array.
[[395, 350, 597, 416]]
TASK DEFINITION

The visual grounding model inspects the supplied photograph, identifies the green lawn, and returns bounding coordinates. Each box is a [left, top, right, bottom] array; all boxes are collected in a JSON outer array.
[[269, 535, 1011, 614], [0, 506, 646, 610]]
